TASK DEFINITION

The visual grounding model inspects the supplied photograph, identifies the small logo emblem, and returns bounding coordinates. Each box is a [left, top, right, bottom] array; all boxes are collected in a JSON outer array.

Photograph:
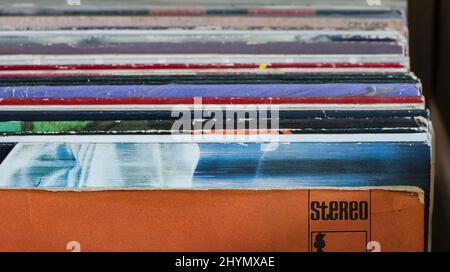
[[313, 233, 326, 252]]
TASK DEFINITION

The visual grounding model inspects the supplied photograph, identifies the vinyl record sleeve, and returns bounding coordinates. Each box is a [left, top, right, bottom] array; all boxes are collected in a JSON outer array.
[[0, 31, 406, 55], [0, 115, 429, 135], [0, 0, 407, 17], [0, 109, 429, 121], [0, 97, 426, 112], [0, 188, 427, 252], [0, 83, 421, 99], [0, 73, 420, 85], [0, 43, 403, 55], [0, 62, 410, 76], [0, 54, 410, 67], [0, 16, 408, 33], [0, 132, 431, 190]]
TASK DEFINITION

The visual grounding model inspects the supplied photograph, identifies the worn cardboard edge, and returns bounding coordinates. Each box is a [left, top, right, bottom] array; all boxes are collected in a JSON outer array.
[[0, 185, 425, 203], [0, 185, 427, 251]]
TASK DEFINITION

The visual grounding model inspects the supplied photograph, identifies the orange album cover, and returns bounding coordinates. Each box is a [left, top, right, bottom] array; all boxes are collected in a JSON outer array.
[[0, 188, 425, 252]]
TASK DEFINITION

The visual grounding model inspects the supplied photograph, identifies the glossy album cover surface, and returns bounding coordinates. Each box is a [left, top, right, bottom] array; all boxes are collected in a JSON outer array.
[[0, 134, 430, 189]]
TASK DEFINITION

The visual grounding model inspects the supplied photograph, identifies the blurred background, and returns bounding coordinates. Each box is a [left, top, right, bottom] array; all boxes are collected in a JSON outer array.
[[409, 0, 450, 252]]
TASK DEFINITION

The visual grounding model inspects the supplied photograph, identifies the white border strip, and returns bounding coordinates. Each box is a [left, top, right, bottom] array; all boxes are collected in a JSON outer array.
[[0, 68, 408, 75], [0, 103, 424, 111], [0, 133, 429, 143], [0, 29, 405, 36]]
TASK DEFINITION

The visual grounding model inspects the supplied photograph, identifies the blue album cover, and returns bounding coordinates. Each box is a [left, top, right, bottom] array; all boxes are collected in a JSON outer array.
[[0, 134, 431, 191]]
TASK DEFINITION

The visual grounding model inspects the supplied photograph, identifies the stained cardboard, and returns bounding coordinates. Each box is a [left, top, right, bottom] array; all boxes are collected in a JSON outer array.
[[0, 189, 424, 252]]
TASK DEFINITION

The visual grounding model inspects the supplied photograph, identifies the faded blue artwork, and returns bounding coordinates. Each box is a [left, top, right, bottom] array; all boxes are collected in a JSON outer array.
[[0, 142, 430, 190], [0, 84, 420, 98]]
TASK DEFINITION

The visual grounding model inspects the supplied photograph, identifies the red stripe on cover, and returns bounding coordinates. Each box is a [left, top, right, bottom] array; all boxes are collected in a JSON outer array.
[[0, 63, 405, 71]]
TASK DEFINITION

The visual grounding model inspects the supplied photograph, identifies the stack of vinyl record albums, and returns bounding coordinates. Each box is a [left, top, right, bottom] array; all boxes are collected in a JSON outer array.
[[0, 0, 434, 252]]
